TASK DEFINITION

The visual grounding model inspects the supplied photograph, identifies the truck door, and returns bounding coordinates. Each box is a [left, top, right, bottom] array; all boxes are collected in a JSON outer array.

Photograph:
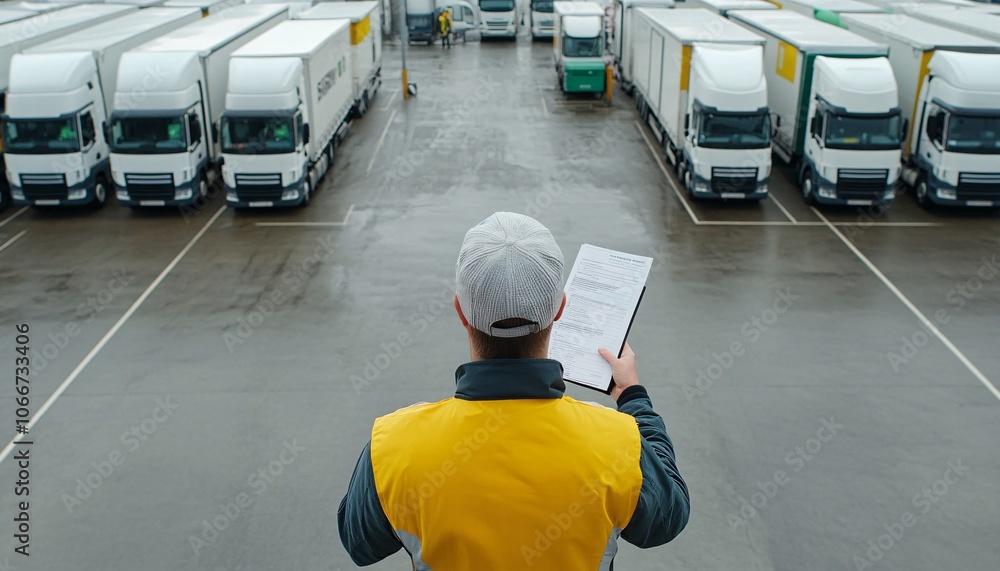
[[805, 100, 823, 170], [79, 109, 100, 173], [918, 104, 946, 171], [187, 105, 205, 169]]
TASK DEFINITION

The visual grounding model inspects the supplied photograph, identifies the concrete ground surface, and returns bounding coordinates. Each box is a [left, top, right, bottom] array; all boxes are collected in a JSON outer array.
[[0, 37, 998, 571]]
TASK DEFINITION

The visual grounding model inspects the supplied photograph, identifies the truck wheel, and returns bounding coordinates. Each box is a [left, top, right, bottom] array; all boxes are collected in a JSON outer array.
[[91, 179, 108, 210], [915, 179, 930, 208], [198, 176, 209, 201], [801, 169, 817, 205], [360, 93, 369, 116], [300, 180, 311, 208]]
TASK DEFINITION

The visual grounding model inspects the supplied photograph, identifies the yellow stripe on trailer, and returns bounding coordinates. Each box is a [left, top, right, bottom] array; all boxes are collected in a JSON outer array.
[[350, 15, 370, 45], [776, 41, 797, 83], [765, 0, 782, 7], [905, 50, 934, 158], [680, 44, 692, 90]]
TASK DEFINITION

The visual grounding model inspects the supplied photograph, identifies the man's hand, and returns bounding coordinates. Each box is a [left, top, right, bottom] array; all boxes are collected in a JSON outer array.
[[598, 342, 640, 402]]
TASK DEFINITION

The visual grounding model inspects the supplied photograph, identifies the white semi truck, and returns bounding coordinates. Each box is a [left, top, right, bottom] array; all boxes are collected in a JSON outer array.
[[479, 0, 519, 40], [842, 13, 1000, 207], [554, 2, 606, 94], [682, 0, 776, 17], [221, 20, 353, 208], [633, 8, 771, 200], [0, 3, 136, 210], [3, 7, 201, 208], [610, 0, 675, 95], [730, 10, 902, 206], [110, 4, 288, 208], [297, 1, 382, 117]]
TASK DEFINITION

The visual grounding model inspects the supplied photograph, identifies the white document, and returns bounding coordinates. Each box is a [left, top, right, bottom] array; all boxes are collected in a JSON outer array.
[[548, 244, 653, 393]]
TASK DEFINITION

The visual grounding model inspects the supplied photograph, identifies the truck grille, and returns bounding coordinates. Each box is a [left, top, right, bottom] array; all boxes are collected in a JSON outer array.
[[20, 173, 68, 200], [235, 173, 283, 201], [711, 167, 757, 195], [957, 172, 1000, 201], [125, 173, 174, 201], [836, 168, 888, 200]]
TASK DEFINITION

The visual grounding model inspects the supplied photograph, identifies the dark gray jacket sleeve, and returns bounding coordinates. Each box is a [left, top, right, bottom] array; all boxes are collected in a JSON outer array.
[[337, 442, 403, 565], [616, 385, 691, 547]]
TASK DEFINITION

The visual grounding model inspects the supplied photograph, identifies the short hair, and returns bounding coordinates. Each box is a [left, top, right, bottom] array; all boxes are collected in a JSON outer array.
[[469, 318, 552, 360]]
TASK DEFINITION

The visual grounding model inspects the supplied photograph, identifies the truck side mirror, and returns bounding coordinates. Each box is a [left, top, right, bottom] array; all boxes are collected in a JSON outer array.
[[212, 123, 218, 144], [810, 115, 820, 136], [189, 119, 201, 144], [683, 114, 690, 136], [773, 114, 781, 129], [302, 124, 310, 145]]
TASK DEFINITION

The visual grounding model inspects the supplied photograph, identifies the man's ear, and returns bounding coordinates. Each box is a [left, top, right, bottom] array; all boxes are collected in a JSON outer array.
[[454, 294, 469, 326], [553, 293, 567, 322]]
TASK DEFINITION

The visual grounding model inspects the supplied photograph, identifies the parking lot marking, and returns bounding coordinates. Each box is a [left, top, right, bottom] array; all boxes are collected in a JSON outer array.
[[541, 95, 549, 116], [0, 206, 228, 465], [381, 88, 399, 110], [0, 229, 26, 254], [366, 109, 397, 176], [770, 194, 798, 224], [254, 203, 355, 227], [0, 206, 27, 228], [634, 121, 700, 225], [813, 207, 1000, 403]]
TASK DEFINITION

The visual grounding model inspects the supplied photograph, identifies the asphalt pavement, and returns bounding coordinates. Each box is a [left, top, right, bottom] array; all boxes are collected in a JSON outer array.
[[0, 35, 998, 571]]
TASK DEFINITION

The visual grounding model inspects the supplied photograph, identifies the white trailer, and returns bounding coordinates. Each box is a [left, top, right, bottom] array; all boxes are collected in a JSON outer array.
[[0, 9, 39, 26], [842, 13, 1000, 207], [633, 8, 771, 200], [110, 3, 288, 208], [246, 0, 318, 18], [164, 0, 243, 17], [221, 20, 353, 208], [730, 9, 901, 206], [908, 7, 1000, 42], [3, 7, 201, 208], [682, 0, 776, 17], [297, 1, 382, 117], [610, 0, 675, 94]]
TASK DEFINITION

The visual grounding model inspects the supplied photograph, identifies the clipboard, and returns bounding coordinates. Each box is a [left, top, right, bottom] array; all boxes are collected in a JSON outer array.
[[563, 286, 646, 395]]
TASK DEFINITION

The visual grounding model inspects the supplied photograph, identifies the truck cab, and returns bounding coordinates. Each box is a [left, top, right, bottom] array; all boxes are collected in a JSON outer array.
[[530, 0, 555, 40], [681, 45, 771, 199], [554, 2, 606, 94], [909, 52, 1000, 207], [3, 53, 108, 206], [479, 0, 518, 39], [800, 57, 903, 205]]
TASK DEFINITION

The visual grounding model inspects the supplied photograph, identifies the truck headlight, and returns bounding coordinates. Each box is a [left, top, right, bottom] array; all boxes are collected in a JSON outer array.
[[693, 180, 710, 193], [281, 189, 300, 201], [226, 190, 237, 201], [818, 187, 836, 199], [174, 189, 192, 201], [11, 189, 24, 200], [117, 190, 129, 200], [68, 188, 87, 200], [884, 189, 896, 200], [937, 188, 956, 200]]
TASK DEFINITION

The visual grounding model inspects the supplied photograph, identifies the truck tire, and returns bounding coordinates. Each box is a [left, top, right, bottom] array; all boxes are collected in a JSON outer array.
[[301, 179, 311, 208], [198, 175, 209, 201], [801, 168, 817, 205], [915, 178, 931, 208], [91, 179, 108, 210]]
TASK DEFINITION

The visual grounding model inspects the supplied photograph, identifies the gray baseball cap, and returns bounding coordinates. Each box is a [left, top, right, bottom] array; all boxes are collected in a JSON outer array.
[[456, 212, 564, 338]]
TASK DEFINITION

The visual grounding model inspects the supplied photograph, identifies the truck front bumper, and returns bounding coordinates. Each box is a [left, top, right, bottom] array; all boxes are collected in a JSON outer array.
[[116, 179, 200, 207], [923, 171, 1000, 207], [813, 176, 896, 207], [224, 175, 307, 209], [10, 179, 100, 207], [689, 173, 769, 200]]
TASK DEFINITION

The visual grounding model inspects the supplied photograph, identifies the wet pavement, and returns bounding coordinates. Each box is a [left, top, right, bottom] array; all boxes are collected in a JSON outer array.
[[0, 34, 998, 571]]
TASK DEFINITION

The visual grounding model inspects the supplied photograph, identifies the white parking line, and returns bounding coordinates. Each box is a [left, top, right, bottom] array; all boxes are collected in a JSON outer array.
[[380, 88, 398, 111], [770, 194, 798, 224], [634, 121, 700, 224], [366, 109, 397, 176], [813, 207, 1000, 403], [0, 206, 27, 228], [255, 204, 355, 227], [0, 229, 26, 253], [0, 206, 228, 465]]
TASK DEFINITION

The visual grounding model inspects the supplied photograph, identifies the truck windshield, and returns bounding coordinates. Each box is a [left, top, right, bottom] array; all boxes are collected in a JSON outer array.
[[945, 114, 1000, 154], [824, 112, 901, 151], [480, 0, 515, 11], [563, 37, 602, 58], [698, 112, 770, 150], [531, 0, 554, 12], [221, 115, 295, 155], [2, 117, 80, 154], [109, 115, 186, 154]]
